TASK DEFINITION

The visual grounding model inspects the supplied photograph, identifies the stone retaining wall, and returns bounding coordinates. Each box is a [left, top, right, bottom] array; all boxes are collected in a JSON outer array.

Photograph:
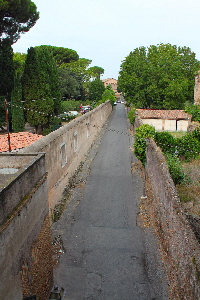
[[0, 153, 51, 299], [146, 139, 200, 299], [19, 101, 112, 213]]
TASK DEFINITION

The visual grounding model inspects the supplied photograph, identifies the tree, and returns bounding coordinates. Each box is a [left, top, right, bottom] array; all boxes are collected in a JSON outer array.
[[118, 44, 200, 109], [0, 44, 14, 127], [46, 46, 79, 66], [58, 68, 80, 99], [35, 46, 61, 114], [88, 66, 104, 80], [63, 58, 92, 100], [22, 46, 59, 132], [0, 0, 39, 46], [101, 86, 116, 106], [88, 79, 105, 102], [11, 52, 27, 132]]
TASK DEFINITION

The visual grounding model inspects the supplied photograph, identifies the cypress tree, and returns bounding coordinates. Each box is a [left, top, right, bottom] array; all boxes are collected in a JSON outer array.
[[11, 74, 25, 132], [22, 46, 55, 132], [0, 43, 14, 127]]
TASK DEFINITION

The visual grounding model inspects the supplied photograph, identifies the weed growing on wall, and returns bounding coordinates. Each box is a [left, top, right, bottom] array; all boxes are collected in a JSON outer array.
[[128, 107, 136, 125], [134, 124, 156, 165], [165, 153, 186, 185]]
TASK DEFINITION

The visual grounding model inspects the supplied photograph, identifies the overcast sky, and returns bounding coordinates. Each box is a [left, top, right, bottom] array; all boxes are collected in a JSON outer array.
[[12, 0, 200, 80]]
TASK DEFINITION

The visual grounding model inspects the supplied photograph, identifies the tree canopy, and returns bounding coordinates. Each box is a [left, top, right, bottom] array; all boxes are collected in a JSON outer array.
[[87, 66, 104, 80], [118, 43, 200, 109], [0, 0, 39, 46], [88, 79, 105, 102], [39, 45, 79, 67]]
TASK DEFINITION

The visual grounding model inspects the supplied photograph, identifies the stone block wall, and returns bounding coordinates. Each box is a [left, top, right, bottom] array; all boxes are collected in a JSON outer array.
[[19, 101, 112, 213], [0, 153, 52, 299], [146, 139, 200, 299]]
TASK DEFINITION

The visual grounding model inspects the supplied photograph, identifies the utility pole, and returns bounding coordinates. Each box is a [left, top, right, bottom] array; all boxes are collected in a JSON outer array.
[[4, 99, 11, 152]]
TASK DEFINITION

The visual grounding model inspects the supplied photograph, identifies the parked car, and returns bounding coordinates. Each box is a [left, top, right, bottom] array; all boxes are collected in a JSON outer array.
[[80, 105, 91, 114]]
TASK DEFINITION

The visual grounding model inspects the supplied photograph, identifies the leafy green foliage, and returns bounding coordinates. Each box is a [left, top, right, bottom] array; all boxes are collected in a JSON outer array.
[[22, 46, 59, 131], [176, 134, 200, 161], [0, 0, 39, 46], [0, 44, 14, 126], [87, 66, 104, 80], [88, 79, 105, 102], [154, 131, 176, 155], [118, 43, 200, 109], [165, 154, 186, 185], [58, 68, 80, 99], [128, 107, 136, 125], [60, 100, 82, 112], [11, 74, 25, 132], [101, 87, 116, 106], [153, 130, 200, 183], [134, 124, 156, 164], [191, 127, 200, 140], [184, 104, 200, 122], [47, 46, 79, 66]]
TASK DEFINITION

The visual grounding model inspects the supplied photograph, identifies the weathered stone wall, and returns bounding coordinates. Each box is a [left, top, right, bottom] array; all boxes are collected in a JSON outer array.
[[0, 153, 46, 225], [0, 153, 52, 300], [19, 101, 112, 212], [146, 139, 200, 299]]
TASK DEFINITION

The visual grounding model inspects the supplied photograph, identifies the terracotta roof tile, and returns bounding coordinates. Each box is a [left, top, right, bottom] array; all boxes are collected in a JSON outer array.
[[137, 109, 192, 120], [0, 132, 43, 153]]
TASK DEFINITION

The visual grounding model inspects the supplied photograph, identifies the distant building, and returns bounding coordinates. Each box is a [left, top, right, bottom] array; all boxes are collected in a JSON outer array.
[[102, 78, 122, 100], [137, 109, 192, 132]]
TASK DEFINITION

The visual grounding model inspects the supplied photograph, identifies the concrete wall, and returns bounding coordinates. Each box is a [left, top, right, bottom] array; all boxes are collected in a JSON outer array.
[[139, 118, 189, 132], [19, 101, 112, 213], [0, 153, 52, 300], [146, 139, 200, 299]]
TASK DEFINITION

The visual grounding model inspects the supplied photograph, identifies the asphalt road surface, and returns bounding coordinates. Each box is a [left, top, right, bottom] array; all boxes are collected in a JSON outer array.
[[52, 104, 168, 300]]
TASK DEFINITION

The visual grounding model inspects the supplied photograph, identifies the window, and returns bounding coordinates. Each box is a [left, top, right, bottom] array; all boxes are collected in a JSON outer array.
[[60, 142, 67, 168]]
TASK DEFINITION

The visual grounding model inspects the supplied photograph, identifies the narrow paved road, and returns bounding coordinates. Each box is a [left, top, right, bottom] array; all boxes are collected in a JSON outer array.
[[52, 104, 168, 300]]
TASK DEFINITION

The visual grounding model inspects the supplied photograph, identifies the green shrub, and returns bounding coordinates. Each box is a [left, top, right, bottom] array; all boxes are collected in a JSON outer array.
[[184, 104, 200, 122], [165, 153, 185, 185], [61, 100, 81, 112], [191, 127, 200, 140], [101, 88, 116, 106], [176, 134, 200, 161], [155, 131, 176, 155], [128, 108, 136, 125], [134, 124, 156, 164]]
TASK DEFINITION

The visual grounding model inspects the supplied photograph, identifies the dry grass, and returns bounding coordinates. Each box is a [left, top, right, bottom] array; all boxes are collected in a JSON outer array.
[[177, 158, 200, 216]]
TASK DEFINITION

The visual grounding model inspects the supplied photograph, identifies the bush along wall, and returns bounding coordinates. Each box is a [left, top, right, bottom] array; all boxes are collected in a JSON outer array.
[[134, 125, 200, 184]]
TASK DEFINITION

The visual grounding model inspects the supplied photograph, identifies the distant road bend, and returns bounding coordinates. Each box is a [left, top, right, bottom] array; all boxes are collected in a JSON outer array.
[[52, 103, 168, 300]]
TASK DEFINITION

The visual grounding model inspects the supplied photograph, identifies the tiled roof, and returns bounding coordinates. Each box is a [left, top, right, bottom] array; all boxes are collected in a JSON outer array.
[[137, 109, 192, 120], [0, 132, 43, 153]]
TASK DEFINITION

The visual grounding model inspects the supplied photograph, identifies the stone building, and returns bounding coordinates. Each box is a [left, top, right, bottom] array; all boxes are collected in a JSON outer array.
[[102, 78, 122, 100]]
